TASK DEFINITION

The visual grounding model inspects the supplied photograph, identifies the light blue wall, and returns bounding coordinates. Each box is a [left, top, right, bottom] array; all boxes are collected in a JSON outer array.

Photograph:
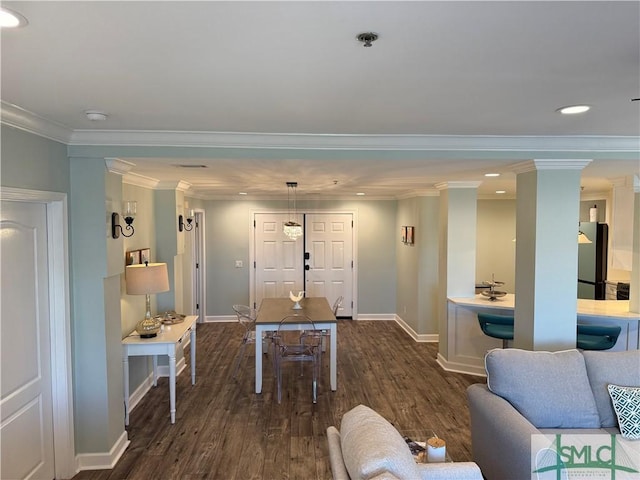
[[477, 199, 517, 293], [1, 125, 69, 192], [69, 157, 124, 453], [202, 198, 398, 316], [121, 183, 158, 389], [396, 196, 440, 334]]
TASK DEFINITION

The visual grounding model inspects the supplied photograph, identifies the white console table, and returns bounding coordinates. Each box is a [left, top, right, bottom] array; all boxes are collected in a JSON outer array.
[[122, 315, 197, 425]]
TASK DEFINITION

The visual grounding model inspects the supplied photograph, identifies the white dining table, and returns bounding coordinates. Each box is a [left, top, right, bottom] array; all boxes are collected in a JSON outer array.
[[254, 297, 337, 394]]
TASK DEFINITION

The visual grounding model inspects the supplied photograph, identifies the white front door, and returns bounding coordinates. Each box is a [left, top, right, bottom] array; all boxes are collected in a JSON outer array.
[[1, 200, 55, 480], [304, 213, 353, 317], [252, 211, 354, 316], [253, 213, 304, 308]]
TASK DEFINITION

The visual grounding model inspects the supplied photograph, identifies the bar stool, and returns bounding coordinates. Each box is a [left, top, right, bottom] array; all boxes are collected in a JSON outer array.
[[576, 324, 621, 351], [477, 313, 514, 348]]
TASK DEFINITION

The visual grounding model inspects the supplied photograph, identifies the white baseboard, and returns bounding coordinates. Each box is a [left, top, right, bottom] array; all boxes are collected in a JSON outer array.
[[436, 352, 487, 377], [354, 313, 396, 321], [75, 430, 130, 471], [203, 315, 235, 322], [394, 315, 439, 342]]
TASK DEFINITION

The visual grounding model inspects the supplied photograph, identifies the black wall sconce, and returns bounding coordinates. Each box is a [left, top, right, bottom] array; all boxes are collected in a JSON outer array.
[[112, 201, 136, 238], [178, 210, 194, 232]]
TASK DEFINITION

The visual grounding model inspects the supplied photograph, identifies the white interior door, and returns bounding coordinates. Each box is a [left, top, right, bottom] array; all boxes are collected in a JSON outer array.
[[1, 200, 55, 480], [254, 213, 304, 308], [305, 213, 353, 317]]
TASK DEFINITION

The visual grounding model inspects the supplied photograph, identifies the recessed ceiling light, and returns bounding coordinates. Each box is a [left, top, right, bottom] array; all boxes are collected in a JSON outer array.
[[557, 105, 590, 115], [356, 192, 365, 196], [496, 190, 506, 194], [484, 173, 500, 177], [239, 192, 247, 195], [85, 110, 108, 121], [0, 7, 28, 28]]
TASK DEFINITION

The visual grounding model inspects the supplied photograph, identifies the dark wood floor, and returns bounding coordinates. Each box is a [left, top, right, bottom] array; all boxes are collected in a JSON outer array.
[[72, 320, 485, 480]]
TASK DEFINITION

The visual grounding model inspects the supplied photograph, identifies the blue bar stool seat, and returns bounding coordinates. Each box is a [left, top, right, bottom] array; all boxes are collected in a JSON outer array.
[[576, 324, 621, 351], [477, 313, 514, 348]]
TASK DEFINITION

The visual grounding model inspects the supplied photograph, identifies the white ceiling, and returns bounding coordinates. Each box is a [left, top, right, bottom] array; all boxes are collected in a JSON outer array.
[[1, 1, 639, 198]]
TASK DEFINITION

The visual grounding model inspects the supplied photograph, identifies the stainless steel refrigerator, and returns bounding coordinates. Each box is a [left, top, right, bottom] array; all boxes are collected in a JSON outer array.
[[577, 222, 608, 300]]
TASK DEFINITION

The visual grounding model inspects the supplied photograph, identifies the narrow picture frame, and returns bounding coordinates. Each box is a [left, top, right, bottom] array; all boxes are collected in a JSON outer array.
[[140, 248, 150, 265], [406, 226, 414, 245], [126, 250, 141, 266], [401, 226, 407, 243]]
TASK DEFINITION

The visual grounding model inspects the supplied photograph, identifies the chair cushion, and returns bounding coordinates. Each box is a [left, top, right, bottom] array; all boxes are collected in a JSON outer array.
[[607, 384, 640, 439], [340, 405, 419, 480], [583, 350, 640, 427], [485, 348, 600, 428]]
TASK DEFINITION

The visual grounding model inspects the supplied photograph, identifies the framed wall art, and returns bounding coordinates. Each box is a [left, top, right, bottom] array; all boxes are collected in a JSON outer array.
[[406, 226, 414, 245], [125, 248, 151, 266], [126, 250, 141, 266]]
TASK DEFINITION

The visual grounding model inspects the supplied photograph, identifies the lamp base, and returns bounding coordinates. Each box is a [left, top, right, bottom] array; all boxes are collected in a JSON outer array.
[[135, 316, 162, 338]]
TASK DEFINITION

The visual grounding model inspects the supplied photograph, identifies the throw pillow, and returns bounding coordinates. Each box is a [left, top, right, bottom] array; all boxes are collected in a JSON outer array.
[[607, 384, 640, 440], [485, 348, 600, 428], [583, 350, 640, 428]]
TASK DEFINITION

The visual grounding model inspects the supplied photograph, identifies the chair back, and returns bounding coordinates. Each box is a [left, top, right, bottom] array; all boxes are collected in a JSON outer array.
[[274, 315, 322, 350], [477, 313, 515, 341], [576, 324, 621, 350], [233, 304, 257, 329], [332, 296, 344, 316]]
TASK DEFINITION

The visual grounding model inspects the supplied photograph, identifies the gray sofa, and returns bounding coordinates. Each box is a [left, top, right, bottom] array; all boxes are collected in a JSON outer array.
[[467, 348, 640, 480], [326, 404, 483, 480]]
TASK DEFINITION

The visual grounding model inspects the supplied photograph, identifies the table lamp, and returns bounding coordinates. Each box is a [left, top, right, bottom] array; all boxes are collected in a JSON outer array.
[[126, 262, 170, 337]]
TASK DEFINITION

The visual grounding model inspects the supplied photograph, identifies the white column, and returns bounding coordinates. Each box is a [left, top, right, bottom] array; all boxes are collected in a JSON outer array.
[[436, 181, 480, 360], [513, 159, 591, 351], [630, 179, 640, 313]]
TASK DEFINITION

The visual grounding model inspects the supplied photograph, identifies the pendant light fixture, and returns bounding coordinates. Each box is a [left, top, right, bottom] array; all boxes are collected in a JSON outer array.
[[283, 182, 303, 240]]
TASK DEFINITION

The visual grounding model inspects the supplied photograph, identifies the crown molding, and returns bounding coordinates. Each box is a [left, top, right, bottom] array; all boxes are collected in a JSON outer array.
[[0, 101, 73, 143], [105, 158, 136, 176], [67, 129, 640, 153], [122, 172, 161, 190], [4, 100, 640, 154], [512, 159, 593, 174], [435, 181, 482, 190], [156, 180, 192, 192]]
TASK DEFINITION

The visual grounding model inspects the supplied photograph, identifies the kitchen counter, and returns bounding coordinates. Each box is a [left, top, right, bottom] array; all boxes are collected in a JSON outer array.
[[448, 294, 639, 320], [439, 294, 639, 377]]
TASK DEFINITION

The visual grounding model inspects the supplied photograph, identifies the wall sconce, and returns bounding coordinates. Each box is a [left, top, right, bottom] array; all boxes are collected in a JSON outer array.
[[112, 201, 136, 238], [178, 210, 194, 232]]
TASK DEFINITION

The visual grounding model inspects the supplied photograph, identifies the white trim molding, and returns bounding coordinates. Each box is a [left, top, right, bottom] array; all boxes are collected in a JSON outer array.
[[394, 315, 439, 343], [75, 431, 130, 472], [0, 187, 76, 479], [3, 100, 639, 154]]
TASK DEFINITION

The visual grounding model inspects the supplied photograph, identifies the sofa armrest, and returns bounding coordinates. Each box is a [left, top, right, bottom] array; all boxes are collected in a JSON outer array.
[[327, 426, 351, 480], [416, 462, 483, 480], [467, 384, 540, 480]]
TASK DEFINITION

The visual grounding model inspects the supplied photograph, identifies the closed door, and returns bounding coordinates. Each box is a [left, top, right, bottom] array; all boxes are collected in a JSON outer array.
[[254, 213, 304, 307], [1, 200, 55, 480], [253, 212, 354, 317], [305, 213, 353, 317]]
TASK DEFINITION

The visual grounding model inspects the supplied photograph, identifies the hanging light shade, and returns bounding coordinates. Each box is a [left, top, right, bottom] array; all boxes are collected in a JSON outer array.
[[284, 182, 303, 240]]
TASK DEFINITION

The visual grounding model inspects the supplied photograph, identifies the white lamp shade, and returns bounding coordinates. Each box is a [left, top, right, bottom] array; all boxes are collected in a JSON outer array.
[[126, 263, 169, 295]]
